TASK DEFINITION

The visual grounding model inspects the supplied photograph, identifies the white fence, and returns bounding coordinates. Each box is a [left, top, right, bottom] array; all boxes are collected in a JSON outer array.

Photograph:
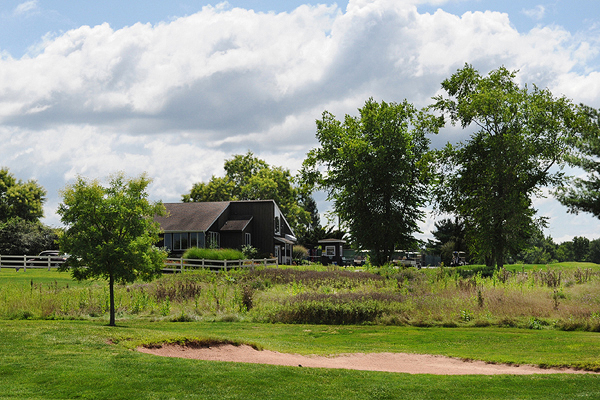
[[0, 255, 65, 271], [162, 257, 278, 273], [0, 254, 278, 272]]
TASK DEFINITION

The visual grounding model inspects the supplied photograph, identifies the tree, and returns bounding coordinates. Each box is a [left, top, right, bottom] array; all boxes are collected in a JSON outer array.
[[302, 98, 442, 265], [513, 227, 557, 264], [58, 173, 167, 326], [589, 239, 600, 264], [427, 217, 467, 265], [555, 106, 600, 219], [0, 218, 59, 255], [0, 167, 46, 222], [183, 151, 311, 236], [432, 64, 585, 268]]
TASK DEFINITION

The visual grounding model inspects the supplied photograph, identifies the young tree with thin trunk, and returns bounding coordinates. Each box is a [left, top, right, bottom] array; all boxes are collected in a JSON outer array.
[[58, 173, 166, 326]]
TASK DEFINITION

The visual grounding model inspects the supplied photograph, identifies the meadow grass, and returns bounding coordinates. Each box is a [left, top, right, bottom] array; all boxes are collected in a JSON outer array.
[[0, 320, 599, 400], [2, 264, 600, 331], [1, 266, 600, 399]]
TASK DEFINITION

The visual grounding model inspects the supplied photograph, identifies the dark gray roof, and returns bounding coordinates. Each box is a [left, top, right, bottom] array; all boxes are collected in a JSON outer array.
[[156, 202, 230, 232], [220, 216, 253, 232]]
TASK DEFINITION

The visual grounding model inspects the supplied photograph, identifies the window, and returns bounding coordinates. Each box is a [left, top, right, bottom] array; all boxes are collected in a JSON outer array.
[[325, 246, 335, 256], [189, 232, 205, 248], [173, 233, 190, 251], [173, 233, 182, 250], [207, 231, 220, 248], [245, 233, 251, 246], [274, 216, 280, 235], [163, 233, 172, 250]]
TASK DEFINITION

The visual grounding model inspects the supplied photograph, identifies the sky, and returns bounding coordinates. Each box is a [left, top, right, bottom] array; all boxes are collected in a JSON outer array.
[[1, 0, 600, 244]]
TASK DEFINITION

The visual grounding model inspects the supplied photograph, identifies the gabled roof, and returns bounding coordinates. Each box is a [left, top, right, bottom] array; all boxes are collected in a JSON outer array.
[[156, 202, 230, 232]]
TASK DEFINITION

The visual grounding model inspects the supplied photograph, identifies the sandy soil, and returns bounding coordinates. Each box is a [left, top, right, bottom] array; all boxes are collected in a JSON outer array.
[[137, 344, 596, 375]]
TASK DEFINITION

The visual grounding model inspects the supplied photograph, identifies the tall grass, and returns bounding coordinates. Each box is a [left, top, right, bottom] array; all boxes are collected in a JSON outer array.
[[1, 264, 599, 331]]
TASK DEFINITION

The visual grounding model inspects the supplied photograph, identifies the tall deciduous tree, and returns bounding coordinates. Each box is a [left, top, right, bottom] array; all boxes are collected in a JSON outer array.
[[0, 167, 46, 222], [58, 173, 166, 326], [302, 98, 442, 265], [183, 151, 311, 236], [433, 64, 585, 268], [0, 218, 59, 255], [555, 106, 600, 219]]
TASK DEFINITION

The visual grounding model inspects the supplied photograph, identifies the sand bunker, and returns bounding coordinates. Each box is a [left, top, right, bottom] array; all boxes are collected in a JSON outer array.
[[138, 343, 596, 375]]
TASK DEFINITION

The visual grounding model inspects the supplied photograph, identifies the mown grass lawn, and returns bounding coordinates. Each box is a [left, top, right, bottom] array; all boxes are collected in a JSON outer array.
[[1, 319, 599, 400]]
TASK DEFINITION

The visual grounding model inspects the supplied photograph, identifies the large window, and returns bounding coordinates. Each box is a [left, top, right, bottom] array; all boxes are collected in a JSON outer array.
[[163, 233, 172, 250], [173, 233, 188, 250], [164, 232, 204, 251], [189, 232, 205, 248], [325, 246, 336, 256]]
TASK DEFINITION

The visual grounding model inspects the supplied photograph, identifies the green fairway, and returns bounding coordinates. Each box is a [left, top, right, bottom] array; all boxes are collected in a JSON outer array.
[[0, 320, 599, 400], [0, 267, 86, 287]]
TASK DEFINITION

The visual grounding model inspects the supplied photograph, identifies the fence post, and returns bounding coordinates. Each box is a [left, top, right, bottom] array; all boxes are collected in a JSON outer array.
[[180, 258, 183, 273], [23, 255, 27, 272]]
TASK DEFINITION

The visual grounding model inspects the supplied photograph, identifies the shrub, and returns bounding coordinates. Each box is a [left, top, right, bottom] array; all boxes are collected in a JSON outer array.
[[183, 247, 245, 260], [292, 245, 308, 264], [265, 292, 405, 325]]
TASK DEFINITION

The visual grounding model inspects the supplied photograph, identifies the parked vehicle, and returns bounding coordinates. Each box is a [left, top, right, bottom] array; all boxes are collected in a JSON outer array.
[[27, 250, 68, 266], [450, 251, 467, 266]]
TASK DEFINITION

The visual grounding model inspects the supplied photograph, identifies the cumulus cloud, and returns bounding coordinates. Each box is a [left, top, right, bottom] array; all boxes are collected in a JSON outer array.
[[1, 0, 599, 238]]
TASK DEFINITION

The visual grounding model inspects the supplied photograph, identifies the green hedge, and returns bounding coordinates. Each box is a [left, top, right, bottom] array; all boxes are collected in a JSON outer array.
[[182, 247, 245, 260]]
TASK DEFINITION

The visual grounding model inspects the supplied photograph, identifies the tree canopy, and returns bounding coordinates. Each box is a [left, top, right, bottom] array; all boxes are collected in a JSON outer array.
[[0, 167, 46, 222], [432, 64, 586, 268], [58, 173, 166, 326], [555, 106, 600, 219], [302, 98, 442, 265], [0, 218, 59, 255], [183, 151, 311, 237]]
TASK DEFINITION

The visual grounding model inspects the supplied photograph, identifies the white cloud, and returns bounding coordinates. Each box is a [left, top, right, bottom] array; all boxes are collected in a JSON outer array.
[[522, 5, 545, 21], [1, 0, 600, 240], [13, 0, 38, 16]]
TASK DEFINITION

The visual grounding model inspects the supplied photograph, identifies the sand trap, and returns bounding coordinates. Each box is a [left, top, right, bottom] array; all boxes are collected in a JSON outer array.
[[138, 343, 596, 375]]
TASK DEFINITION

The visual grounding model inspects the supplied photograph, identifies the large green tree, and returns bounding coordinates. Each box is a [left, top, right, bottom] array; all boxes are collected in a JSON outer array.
[[555, 106, 600, 219], [0, 167, 46, 222], [302, 98, 442, 265], [58, 173, 167, 326], [183, 151, 311, 237], [432, 64, 586, 268], [0, 218, 59, 255]]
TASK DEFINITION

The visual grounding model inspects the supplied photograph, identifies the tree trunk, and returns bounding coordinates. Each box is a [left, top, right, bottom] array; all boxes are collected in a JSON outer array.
[[109, 273, 115, 326]]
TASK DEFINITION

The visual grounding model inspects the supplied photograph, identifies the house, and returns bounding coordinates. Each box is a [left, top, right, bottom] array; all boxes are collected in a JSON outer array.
[[318, 238, 347, 266], [154, 200, 296, 264]]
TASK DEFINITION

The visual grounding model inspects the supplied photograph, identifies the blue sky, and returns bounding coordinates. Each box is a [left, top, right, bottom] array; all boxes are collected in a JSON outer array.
[[1, 0, 600, 243]]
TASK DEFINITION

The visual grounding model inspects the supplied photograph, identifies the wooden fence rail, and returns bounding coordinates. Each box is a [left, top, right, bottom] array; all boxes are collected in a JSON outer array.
[[162, 257, 278, 273], [0, 255, 278, 272], [0, 255, 66, 271]]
